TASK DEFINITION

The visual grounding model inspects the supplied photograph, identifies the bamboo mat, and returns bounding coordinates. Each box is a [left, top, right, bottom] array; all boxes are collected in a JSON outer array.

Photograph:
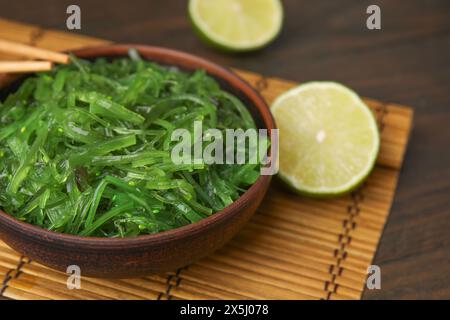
[[0, 18, 413, 300]]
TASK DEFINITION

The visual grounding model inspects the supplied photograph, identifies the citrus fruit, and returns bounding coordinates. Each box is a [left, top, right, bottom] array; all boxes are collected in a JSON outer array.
[[188, 0, 283, 51], [271, 82, 380, 197]]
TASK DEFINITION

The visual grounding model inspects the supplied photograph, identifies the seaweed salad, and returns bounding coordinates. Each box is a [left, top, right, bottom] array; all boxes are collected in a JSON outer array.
[[0, 50, 262, 237]]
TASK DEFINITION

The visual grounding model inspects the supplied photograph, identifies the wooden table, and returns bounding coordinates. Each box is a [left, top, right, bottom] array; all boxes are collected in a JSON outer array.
[[0, 0, 449, 299]]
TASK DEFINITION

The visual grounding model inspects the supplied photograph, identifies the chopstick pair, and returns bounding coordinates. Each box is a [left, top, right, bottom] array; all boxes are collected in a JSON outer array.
[[0, 39, 70, 73]]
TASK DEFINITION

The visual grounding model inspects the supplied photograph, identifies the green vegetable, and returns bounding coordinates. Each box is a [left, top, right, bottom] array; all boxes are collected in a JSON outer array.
[[0, 51, 261, 237]]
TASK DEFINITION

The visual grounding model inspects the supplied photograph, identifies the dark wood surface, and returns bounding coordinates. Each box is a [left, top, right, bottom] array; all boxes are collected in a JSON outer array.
[[1, 0, 449, 299]]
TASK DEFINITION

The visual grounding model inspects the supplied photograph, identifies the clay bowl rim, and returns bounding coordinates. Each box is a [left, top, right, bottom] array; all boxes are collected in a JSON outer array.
[[0, 44, 275, 249]]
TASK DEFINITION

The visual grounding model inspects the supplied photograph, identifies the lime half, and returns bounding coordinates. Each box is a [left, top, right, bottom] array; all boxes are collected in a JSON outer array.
[[271, 82, 380, 197], [188, 0, 283, 51]]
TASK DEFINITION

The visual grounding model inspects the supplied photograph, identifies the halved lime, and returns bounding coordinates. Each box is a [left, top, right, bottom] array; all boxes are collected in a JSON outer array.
[[271, 82, 380, 197], [188, 0, 283, 51]]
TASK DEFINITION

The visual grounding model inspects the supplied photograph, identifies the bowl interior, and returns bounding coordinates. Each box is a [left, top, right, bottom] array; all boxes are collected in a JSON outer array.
[[0, 45, 274, 243]]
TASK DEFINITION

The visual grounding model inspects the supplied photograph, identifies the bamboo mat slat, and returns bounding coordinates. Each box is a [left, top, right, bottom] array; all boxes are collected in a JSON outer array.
[[0, 18, 413, 300]]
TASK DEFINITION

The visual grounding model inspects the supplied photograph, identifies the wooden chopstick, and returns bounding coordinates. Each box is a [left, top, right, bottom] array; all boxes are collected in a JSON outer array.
[[0, 61, 53, 73], [0, 39, 70, 64]]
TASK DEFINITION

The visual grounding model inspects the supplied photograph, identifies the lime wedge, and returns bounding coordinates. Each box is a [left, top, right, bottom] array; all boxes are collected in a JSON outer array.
[[271, 82, 380, 197], [188, 0, 283, 51]]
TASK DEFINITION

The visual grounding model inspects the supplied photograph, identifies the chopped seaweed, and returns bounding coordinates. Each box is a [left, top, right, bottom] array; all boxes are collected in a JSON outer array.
[[0, 50, 261, 237]]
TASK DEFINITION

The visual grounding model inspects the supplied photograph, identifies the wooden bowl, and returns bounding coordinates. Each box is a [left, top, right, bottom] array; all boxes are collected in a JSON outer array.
[[0, 45, 275, 278]]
